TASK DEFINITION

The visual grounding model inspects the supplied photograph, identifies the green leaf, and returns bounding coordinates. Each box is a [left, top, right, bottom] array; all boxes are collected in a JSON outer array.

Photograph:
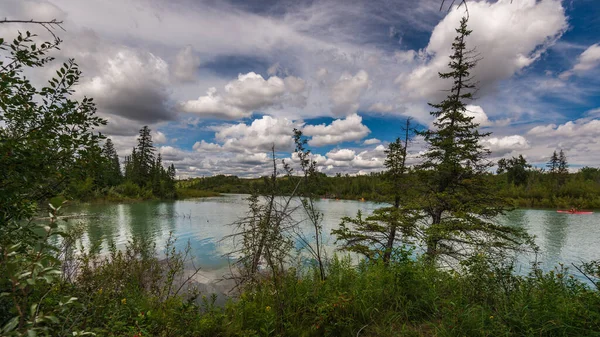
[[30, 303, 38, 316], [2, 316, 19, 332]]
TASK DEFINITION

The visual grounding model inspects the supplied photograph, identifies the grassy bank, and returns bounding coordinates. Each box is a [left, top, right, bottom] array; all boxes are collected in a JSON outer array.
[[6, 236, 599, 337]]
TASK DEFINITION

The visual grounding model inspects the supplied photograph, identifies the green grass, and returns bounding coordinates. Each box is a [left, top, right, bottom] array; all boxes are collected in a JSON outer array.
[[9, 244, 599, 337]]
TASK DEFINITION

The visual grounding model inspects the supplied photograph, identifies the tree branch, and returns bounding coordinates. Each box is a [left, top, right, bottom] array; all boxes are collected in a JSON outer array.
[[0, 19, 65, 40]]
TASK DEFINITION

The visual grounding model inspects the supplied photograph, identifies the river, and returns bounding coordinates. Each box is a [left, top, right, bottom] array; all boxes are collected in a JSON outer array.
[[57, 194, 600, 283]]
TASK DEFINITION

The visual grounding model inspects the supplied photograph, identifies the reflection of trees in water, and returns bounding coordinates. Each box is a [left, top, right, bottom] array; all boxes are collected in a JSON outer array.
[[75, 204, 119, 254], [126, 201, 162, 245], [502, 209, 527, 229], [542, 212, 569, 264], [161, 202, 177, 232]]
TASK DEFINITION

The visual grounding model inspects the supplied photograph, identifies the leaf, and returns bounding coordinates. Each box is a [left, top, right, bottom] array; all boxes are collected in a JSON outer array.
[[30, 303, 38, 316], [2, 316, 19, 332]]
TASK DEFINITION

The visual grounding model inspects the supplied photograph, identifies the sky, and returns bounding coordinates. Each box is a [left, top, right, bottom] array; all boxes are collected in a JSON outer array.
[[1, 0, 600, 177]]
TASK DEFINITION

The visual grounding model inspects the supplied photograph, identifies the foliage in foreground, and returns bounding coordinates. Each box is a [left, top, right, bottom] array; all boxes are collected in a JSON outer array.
[[4, 233, 600, 336]]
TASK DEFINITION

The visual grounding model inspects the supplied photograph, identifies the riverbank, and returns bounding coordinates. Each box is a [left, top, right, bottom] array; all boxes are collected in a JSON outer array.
[[50, 188, 220, 206], [42, 245, 600, 336]]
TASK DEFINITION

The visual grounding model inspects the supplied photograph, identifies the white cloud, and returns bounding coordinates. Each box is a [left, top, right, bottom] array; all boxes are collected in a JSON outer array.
[[363, 138, 381, 145], [503, 119, 600, 167], [179, 72, 306, 120], [527, 120, 600, 138], [482, 135, 530, 156], [172, 45, 201, 83], [303, 113, 371, 147], [326, 149, 356, 161], [560, 43, 600, 79], [368, 102, 394, 113], [224, 72, 287, 110], [465, 105, 491, 127], [330, 70, 370, 116], [208, 115, 300, 153], [152, 131, 167, 144], [179, 87, 248, 119], [401, 0, 567, 101], [352, 155, 384, 169]]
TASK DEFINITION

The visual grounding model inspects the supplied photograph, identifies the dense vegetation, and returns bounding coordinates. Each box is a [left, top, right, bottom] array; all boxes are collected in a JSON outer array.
[[182, 161, 600, 209], [3, 16, 600, 337], [66, 126, 178, 202]]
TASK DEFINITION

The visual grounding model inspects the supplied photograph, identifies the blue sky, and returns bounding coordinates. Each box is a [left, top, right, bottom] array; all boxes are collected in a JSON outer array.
[[2, 0, 599, 177]]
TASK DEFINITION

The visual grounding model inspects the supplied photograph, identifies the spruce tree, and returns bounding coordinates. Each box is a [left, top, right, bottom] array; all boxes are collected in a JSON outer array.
[[334, 119, 417, 263], [134, 126, 156, 186], [416, 17, 527, 263], [558, 150, 568, 174], [557, 149, 569, 187], [547, 151, 559, 173], [101, 138, 122, 186], [166, 164, 177, 197]]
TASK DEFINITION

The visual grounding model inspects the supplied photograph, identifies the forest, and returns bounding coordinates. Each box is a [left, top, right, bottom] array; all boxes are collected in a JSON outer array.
[[63, 126, 178, 202], [2, 13, 600, 337], [181, 151, 600, 209]]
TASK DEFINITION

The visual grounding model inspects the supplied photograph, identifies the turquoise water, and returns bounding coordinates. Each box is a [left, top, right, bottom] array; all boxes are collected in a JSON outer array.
[[57, 195, 600, 279]]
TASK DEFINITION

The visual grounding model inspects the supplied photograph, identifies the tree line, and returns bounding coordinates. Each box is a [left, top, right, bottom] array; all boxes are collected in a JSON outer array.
[[67, 125, 177, 201], [185, 147, 600, 208]]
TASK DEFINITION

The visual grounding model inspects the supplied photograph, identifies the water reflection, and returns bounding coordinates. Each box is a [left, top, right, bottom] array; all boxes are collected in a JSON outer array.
[[542, 212, 569, 264], [60, 196, 600, 281]]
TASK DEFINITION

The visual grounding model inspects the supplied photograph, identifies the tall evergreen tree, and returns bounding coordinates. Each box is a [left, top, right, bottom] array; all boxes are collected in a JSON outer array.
[[547, 151, 559, 173], [134, 126, 155, 186], [557, 149, 569, 187], [558, 150, 568, 174], [416, 17, 527, 263], [101, 138, 122, 187], [334, 119, 417, 263]]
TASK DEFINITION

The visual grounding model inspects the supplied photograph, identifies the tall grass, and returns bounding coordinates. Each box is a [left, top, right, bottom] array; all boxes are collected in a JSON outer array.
[[4, 234, 599, 336]]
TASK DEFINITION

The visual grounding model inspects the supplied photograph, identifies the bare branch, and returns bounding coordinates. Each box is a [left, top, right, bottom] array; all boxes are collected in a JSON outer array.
[[0, 18, 65, 40]]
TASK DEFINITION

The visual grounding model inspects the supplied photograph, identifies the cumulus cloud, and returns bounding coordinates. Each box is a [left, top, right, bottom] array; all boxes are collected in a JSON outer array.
[[326, 149, 356, 161], [330, 70, 370, 116], [481, 135, 530, 156], [172, 45, 201, 83], [363, 138, 381, 145], [224, 72, 287, 110], [401, 0, 567, 101], [464, 105, 491, 127], [179, 87, 248, 119], [196, 116, 300, 153], [560, 43, 600, 79], [79, 49, 174, 123], [303, 113, 371, 147], [527, 120, 600, 138], [180, 72, 306, 119], [152, 131, 167, 144]]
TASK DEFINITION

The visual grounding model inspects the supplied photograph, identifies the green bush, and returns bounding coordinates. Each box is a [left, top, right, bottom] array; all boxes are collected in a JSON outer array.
[[116, 181, 142, 198]]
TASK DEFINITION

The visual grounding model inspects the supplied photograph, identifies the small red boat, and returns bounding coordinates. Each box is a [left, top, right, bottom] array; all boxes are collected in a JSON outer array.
[[556, 210, 594, 214]]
